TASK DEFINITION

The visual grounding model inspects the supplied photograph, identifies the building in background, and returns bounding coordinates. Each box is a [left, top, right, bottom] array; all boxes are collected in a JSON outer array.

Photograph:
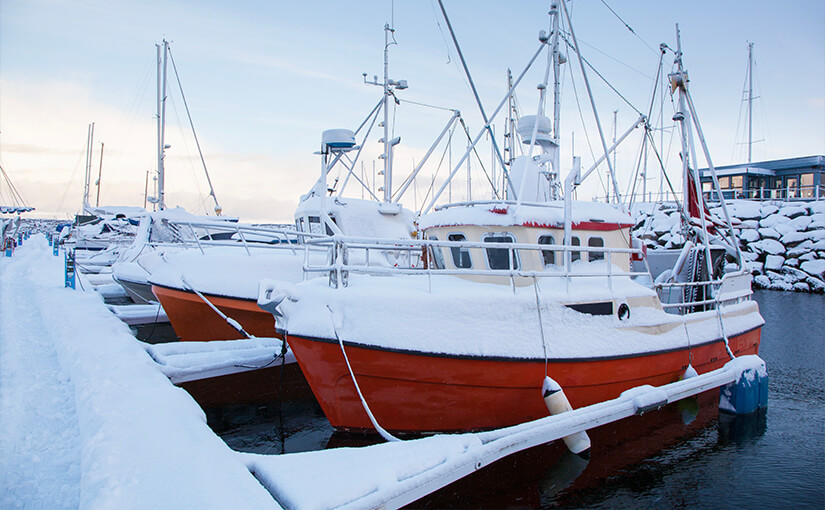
[[699, 155, 824, 201]]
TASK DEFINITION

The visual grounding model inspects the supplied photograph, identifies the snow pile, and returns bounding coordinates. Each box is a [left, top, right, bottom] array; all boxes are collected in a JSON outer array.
[[633, 200, 825, 293], [0, 234, 279, 509]]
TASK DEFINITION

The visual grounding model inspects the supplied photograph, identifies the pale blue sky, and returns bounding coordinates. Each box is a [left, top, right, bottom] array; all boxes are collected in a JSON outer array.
[[1, 0, 823, 220]]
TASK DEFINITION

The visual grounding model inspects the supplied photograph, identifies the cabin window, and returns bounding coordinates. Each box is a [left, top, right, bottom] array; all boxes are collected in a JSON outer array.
[[588, 236, 605, 261], [428, 235, 445, 269], [448, 233, 472, 269], [731, 175, 743, 189], [483, 233, 519, 270], [571, 236, 581, 262], [308, 216, 323, 234], [296, 217, 305, 233], [718, 176, 730, 189], [538, 235, 557, 266]]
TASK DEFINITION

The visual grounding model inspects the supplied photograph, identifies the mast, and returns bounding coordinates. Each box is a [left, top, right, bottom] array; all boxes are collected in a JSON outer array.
[[381, 24, 393, 203], [364, 24, 405, 205], [747, 42, 754, 164], [83, 122, 94, 213], [156, 40, 169, 211], [551, 0, 562, 186], [95, 142, 104, 207]]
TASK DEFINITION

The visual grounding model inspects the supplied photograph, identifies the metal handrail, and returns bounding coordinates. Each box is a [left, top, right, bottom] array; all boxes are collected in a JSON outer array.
[[306, 235, 647, 290]]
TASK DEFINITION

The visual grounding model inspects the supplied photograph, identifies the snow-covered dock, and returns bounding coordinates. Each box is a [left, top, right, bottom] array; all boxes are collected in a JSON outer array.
[[1, 235, 767, 509], [0, 235, 279, 508]]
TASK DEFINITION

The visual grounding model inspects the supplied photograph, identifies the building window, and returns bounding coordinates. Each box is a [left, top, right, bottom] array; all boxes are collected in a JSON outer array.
[[483, 233, 518, 270], [786, 177, 798, 198], [538, 235, 557, 267], [801, 173, 814, 198], [448, 233, 472, 269], [588, 237, 605, 261], [571, 236, 581, 262]]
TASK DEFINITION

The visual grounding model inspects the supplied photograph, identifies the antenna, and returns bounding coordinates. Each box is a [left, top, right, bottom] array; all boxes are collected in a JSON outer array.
[[362, 24, 409, 203]]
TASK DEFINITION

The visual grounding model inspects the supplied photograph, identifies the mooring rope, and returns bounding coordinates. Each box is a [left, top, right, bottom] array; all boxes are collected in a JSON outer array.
[[533, 276, 549, 377], [327, 306, 400, 442]]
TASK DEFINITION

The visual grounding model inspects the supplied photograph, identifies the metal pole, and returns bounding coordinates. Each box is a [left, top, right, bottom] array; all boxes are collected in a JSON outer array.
[[436, 0, 510, 189], [422, 42, 548, 213], [747, 42, 753, 164], [559, 0, 625, 212], [158, 40, 169, 211], [382, 24, 391, 202], [95, 142, 104, 207]]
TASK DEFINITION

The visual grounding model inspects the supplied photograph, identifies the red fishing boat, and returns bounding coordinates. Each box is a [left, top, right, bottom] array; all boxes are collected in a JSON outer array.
[[259, 9, 763, 434]]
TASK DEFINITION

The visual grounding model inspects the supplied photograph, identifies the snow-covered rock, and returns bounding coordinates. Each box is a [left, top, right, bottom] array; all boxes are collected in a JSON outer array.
[[801, 259, 825, 279], [739, 229, 760, 243], [632, 199, 824, 293], [756, 239, 786, 256], [765, 255, 785, 272], [779, 205, 808, 219]]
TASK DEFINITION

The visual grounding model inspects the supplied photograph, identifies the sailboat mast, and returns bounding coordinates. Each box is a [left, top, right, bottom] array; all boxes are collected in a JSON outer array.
[[83, 122, 94, 213], [747, 42, 754, 164], [156, 40, 169, 211], [95, 142, 104, 207]]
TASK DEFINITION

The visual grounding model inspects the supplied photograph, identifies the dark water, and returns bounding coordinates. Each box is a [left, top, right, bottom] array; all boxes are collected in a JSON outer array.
[[207, 290, 825, 509]]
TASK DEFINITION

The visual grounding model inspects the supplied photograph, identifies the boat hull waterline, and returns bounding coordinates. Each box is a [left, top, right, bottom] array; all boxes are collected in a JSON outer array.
[[284, 327, 761, 434], [152, 284, 277, 341]]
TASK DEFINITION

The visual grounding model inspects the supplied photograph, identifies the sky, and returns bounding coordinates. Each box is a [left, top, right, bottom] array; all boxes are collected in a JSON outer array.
[[1, 0, 823, 222]]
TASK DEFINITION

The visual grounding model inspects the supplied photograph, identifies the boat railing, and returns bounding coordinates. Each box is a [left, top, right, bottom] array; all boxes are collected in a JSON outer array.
[[654, 269, 753, 314], [153, 220, 327, 256], [302, 235, 649, 291]]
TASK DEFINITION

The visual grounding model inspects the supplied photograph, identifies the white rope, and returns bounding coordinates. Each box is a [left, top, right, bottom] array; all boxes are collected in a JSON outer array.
[[327, 306, 400, 442], [532, 277, 549, 376]]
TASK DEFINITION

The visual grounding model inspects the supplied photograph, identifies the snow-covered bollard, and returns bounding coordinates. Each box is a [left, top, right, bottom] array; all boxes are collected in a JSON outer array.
[[542, 376, 591, 456], [719, 359, 769, 415]]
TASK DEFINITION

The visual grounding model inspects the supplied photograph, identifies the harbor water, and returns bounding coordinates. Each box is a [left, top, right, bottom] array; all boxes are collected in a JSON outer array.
[[207, 290, 825, 509]]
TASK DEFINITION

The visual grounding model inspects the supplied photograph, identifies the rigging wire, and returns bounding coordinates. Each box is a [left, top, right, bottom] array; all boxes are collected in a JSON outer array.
[[597, 0, 660, 56], [560, 32, 644, 117], [168, 47, 222, 214], [565, 50, 608, 199], [429, 0, 453, 64]]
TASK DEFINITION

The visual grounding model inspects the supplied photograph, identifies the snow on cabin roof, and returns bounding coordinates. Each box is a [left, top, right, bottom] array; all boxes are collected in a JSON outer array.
[[294, 196, 416, 239], [419, 201, 632, 231]]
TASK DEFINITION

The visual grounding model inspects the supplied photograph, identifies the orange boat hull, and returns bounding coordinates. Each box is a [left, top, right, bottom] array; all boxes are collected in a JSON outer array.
[[152, 284, 277, 341], [285, 327, 761, 433]]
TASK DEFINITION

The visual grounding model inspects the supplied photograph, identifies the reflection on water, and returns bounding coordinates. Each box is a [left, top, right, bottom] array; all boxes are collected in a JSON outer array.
[[207, 290, 824, 508]]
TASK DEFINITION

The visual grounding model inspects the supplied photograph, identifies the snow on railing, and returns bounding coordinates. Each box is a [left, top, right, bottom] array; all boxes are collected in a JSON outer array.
[[302, 235, 649, 291], [655, 270, 753, 314], [150, 220, 327, 256]]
